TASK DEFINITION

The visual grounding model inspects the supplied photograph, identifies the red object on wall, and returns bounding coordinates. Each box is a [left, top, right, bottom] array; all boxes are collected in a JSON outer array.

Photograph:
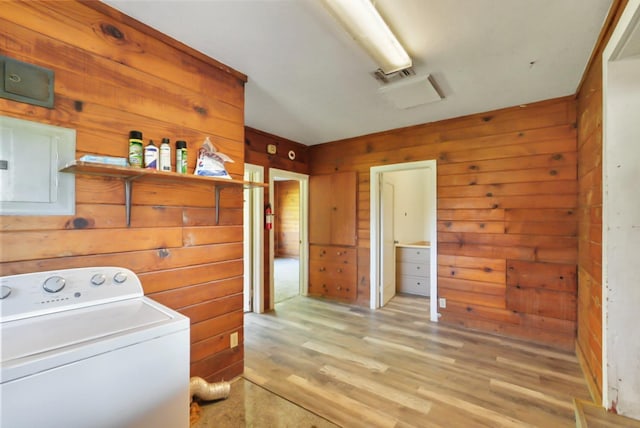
[[265, 203, 273, 230]]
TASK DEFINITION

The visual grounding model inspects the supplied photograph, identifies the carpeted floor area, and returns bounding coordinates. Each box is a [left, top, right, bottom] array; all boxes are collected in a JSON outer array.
[[273, 257, 299, 303]]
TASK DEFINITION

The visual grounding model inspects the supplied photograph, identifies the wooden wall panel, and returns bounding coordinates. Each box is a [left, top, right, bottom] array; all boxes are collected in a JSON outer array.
[[309, 96, 579, 350], [356, 248, 371, 306], [244, 127, 309, 309], [274, 180, 300, 258], [0, 1, 246, 382], [505, 260, 577, 322], [575, 0, 628, 402]]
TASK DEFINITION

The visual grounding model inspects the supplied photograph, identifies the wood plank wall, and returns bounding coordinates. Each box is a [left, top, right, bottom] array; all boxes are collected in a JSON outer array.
[[244, 127, 309, 308], [575, 0, 628, 402], [309, 96, 579, 350], [0, 1, 247, 382], [275, 181, 300, 258]]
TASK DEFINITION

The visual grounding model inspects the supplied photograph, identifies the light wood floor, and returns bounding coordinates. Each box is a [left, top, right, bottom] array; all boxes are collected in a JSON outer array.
[[244, 294, 592, 427], [574, 398, 640, 428]]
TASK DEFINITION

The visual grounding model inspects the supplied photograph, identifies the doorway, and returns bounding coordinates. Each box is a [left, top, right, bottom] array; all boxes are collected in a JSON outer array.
[[243, 164, 264, 313], [602, 0, 640, 417], [273, 180, 301, 303], [268, 168, 309, 311], [370, 160, 438, 321]]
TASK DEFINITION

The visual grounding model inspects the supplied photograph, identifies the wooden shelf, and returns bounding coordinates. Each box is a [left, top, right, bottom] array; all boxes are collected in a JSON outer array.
[[60, 161, 267, 226]]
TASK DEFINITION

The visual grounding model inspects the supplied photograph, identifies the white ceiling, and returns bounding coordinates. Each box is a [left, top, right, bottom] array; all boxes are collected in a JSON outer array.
[[103, 0, 613, 146]]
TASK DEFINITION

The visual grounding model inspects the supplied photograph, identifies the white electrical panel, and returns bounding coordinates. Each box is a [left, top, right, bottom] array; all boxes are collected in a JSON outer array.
[[0, 116, 75, 215]]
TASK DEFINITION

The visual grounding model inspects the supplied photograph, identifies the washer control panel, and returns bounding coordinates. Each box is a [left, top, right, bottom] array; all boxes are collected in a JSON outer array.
[[0, 267, 143, 322]]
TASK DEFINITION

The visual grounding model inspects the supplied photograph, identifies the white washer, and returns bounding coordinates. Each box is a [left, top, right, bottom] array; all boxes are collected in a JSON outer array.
[[0, 267, 190, 428]]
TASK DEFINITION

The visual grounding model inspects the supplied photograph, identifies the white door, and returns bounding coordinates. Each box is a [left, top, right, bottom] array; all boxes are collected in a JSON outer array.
[[380, 180, 395, 306], [243, 169, 253, 312], [243, 164, 264, 313]]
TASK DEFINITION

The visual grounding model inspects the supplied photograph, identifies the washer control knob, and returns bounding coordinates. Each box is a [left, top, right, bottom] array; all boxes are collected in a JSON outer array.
[[43, 276, 66, 293], [0, 285, 12, 299], [91, 274, 106, 286], [113, 272, 128, 284]]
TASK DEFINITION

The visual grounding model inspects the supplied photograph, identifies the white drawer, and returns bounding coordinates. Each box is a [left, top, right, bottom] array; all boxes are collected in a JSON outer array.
[[397, 247, 429, 263], [396, 261, 429, 278], [397, 275, 430, 296]]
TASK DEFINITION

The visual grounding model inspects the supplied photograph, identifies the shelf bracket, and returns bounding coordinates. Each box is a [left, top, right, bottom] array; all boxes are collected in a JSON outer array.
[[215, 185, 221, 225], [215, 185, 234, 225], [124, 176, 142, 227], [214, 184, 236, 225]]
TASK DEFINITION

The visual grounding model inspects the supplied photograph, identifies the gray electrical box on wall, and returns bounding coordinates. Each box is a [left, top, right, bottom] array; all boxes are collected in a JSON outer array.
[[0, 116, 76, 216], [0, 55, 54, 108]]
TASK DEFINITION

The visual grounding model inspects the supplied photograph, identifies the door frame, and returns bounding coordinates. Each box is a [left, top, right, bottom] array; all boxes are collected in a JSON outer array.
[[601, 0, 640, 415], [243, 163, 264, 313], [268, 168, 309, 311], [381, 180, 396, 306], [370, 160, 438, 321]]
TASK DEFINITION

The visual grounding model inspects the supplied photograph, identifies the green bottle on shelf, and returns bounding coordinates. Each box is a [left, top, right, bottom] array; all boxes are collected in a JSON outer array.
[[128, 130, 143, 168], [176, 140, 187, 174]]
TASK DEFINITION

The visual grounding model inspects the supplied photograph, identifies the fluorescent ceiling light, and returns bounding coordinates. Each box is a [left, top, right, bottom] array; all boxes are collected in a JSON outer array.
[[321, 0, 412, 74]]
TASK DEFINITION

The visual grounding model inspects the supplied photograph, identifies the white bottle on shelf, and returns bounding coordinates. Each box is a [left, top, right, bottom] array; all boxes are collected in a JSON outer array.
[[159, 138, 171, 171], [144, 140, 159, 170]]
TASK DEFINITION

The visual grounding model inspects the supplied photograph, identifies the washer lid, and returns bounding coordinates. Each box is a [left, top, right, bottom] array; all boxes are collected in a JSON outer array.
[[1, 297, 188, 382]]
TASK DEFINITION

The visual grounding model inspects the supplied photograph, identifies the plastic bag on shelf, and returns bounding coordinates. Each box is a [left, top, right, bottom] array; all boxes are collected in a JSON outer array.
[[193, 136, 234, 178]]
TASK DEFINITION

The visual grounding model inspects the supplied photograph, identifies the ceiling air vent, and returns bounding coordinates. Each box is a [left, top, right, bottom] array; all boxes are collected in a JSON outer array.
[[377, 74, 444, 110]]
